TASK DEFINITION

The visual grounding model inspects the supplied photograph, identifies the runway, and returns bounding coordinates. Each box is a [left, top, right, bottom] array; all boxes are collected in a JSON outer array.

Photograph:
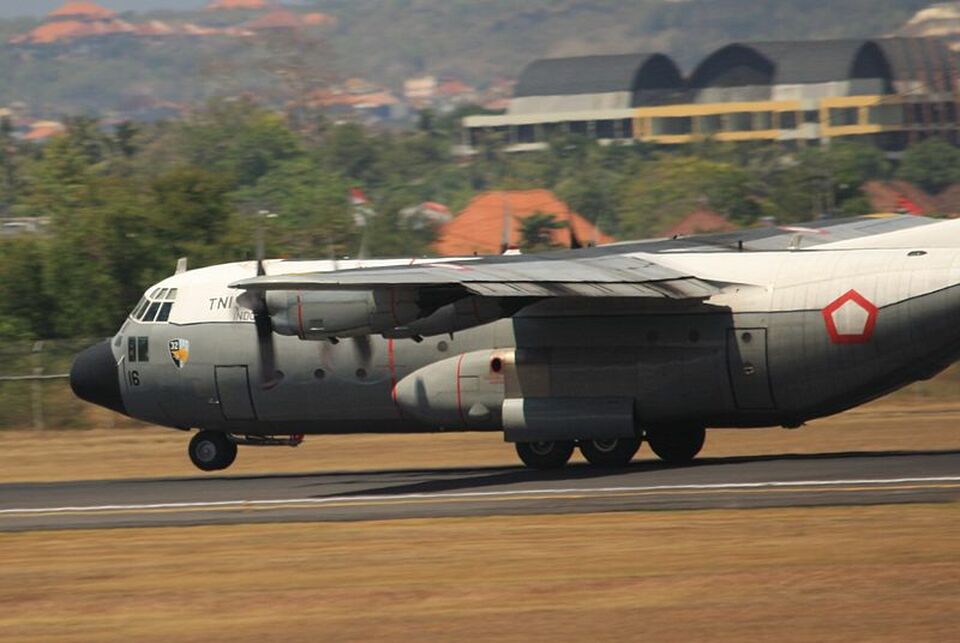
[[1, 450, 958, 531]]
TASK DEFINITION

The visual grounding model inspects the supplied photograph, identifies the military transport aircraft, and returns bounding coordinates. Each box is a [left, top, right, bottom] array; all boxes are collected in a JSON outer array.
[[71, 214, 960, 472]]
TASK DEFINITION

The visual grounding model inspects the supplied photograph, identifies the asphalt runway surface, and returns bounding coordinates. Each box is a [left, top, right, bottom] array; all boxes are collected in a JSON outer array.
[[1, 450, 958, 531]]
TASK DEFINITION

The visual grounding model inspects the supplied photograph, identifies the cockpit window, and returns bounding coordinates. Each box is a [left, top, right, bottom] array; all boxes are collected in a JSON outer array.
[[143, 301, 161, 322], [156, 302, 173, 322], [131, 288, 179, 323], [130, 298, 145, 319]]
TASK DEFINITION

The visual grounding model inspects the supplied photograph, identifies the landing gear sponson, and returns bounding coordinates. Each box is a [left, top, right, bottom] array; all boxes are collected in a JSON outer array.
[[514, 427, 705, 470]]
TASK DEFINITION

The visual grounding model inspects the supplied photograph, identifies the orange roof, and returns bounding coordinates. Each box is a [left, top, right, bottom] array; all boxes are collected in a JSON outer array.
[[23, 123, 66, 142], [21, 17, 134, 43], [303, 12, 337, 27], [243, 8, 300, 30], [24, 20, 91, 43], [48, 2, 116, 20], [205, 0, 271, 9], [435, 190, 614, 256], [661, 208, 737, 237], [862, 180, 940, 215]]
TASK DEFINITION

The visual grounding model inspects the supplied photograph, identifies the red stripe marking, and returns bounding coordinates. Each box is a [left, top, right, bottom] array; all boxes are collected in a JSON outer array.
[[455, 352, 467, 428], [388, 338, 403, 419]]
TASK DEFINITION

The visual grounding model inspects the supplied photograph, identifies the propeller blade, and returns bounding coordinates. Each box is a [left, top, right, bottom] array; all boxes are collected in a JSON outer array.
[[250, 246, 280, 389], [254, 304, 281, 389]]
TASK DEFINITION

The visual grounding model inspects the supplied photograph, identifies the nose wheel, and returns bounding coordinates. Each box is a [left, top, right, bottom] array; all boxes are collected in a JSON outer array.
[[189, 430, 238, 472]]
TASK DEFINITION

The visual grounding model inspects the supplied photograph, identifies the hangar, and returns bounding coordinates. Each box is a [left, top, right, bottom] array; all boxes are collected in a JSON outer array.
[[463, 38, 959, 150]]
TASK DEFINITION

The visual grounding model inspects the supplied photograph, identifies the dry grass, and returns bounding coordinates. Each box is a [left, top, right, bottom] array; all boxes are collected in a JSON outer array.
[[0, 504, 957, 642], [1, 399, 959, 483]]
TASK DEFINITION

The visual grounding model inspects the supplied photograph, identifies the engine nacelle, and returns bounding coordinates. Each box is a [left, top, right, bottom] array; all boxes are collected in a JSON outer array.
[[393, 348, 510, 429], [266, 289, 422, 339], [393, 347, 637, 441], [383, 296, 505, 338]]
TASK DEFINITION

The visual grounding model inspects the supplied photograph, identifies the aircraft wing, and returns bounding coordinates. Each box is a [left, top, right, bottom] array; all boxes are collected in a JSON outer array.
[[230, 254, 723, 299]]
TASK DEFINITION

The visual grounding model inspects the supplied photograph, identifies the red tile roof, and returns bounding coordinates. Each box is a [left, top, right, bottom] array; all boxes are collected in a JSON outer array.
[[48, 2, 116, 20], [243, 8, 301, 30], [661, 208, 737, 237], [862, 180, 940, 215], [205, 0, 271, 10], [435, 189, 613, 256]]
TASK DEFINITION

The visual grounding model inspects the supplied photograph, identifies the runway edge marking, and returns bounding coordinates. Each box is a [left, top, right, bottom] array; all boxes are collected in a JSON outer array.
[[2, 475, 959, 516]]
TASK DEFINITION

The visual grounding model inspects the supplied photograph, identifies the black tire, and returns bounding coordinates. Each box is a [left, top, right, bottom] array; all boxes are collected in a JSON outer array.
[[579, 437, 641, 467], [189, 430, 238, 472], [515, 440, 575, 470], [646, 426, 705, 465]]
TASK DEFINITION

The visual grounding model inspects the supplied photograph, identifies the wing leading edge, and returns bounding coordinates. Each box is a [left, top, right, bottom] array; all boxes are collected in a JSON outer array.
[[230, 254, 723, 300]]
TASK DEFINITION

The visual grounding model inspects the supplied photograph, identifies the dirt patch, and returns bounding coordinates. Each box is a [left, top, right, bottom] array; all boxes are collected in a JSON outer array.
[[0, 504, 957, 641]]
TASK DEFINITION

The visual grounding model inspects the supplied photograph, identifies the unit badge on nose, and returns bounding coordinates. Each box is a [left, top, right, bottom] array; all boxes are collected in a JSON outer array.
[[169, 338, 190, 368]]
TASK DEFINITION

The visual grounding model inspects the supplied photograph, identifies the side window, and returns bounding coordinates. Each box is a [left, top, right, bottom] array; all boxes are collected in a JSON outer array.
[[127, 336, 150, 362], [137, 337, 149, 362]]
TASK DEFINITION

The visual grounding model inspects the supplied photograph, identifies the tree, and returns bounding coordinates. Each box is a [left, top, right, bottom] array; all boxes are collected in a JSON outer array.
[[518, 212, 567, 252], [151, 165, 233, 266], [897, 137, 960, 194], [617, 155, 757, 237]]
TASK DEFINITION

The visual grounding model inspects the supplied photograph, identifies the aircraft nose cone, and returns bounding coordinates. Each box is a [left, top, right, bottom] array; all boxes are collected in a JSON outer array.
[[70, 341, 126, 415]]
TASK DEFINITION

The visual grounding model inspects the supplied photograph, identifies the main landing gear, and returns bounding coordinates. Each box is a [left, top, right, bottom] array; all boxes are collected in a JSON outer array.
[[513, 427, 705, 470], [187, 430, 304, 472]]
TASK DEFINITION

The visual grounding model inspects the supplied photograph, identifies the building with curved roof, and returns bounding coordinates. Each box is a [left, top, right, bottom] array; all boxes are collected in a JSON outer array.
[[463, 37, 960, 152]]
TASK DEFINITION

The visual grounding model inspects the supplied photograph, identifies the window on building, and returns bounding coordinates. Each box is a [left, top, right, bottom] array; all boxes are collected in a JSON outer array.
[[754, 112, 773, 130], [516, 124, 535, 143], [652, 116, 692, 136], [621, 119, 634, 138], [829, 107, 859, 127], [595, 120, 615, 139], [728, 112, 754, 131], [699, 115, 723, 134], [804, 110, 820, 124], [779, 112, 798, 130], [568, 121, 588, 136], [868, 104, 903, 126]]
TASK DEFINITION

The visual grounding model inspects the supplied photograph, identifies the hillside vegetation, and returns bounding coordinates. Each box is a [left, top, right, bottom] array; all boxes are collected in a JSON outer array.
[[0, 0, 934, 116]]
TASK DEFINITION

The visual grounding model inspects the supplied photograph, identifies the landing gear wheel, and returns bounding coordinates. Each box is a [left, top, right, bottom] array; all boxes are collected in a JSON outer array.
[[515, 440, 575, 470], [189, 430, 238, 472], [646, 426, 705, 465], [579, 437, 641, 467]]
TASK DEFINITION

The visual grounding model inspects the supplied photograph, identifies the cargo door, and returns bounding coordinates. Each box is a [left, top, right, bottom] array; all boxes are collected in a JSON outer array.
[[215, 365, 257, 421], [726, 328, 775, 410]]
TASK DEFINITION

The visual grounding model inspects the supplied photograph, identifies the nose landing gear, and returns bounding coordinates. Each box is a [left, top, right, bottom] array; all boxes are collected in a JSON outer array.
[[188, 430, 238, 472], [187, 431, 305, 472]]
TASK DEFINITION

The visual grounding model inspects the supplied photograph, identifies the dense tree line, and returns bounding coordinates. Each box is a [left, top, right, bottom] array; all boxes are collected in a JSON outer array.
[[0, 98, 956, 340]]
